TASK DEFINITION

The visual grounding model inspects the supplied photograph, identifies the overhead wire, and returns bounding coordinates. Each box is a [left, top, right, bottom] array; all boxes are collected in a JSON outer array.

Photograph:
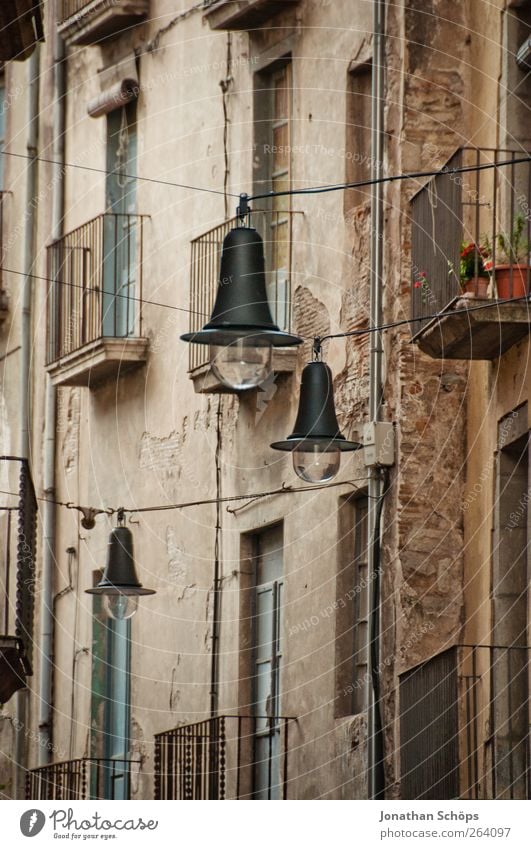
[[1, 149, 528, 206], [1, 266, 531, 338], [0, 478, 371, 518]]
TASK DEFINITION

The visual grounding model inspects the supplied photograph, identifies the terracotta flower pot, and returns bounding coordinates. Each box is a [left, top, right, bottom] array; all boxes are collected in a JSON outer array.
[[494, 264, 530, 299], [461, 277, 490, 298]]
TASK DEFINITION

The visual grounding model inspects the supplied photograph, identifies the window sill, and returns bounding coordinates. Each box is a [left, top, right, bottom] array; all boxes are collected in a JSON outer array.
[[188, 346, 298, 394], [412, 296, 531, 360], [47, 337, 149, 389]]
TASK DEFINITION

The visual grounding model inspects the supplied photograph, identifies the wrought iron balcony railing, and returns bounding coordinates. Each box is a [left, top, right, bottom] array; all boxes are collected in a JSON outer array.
[[47, 213, 146, 366], [203, 1, 300, 31], [411, 147, 531, 335], [154, 715, 295, 800], [399, 644, 530, 799], [0, 457, 37, 704], [26, 757, 134, 800], [188, 211, 295, 373]]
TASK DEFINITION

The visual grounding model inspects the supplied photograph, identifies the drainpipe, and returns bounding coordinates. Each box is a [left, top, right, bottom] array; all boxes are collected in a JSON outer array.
[[38, 16, 65, 765], [15, 44, 40, 798], [367, 0, 386, 801]]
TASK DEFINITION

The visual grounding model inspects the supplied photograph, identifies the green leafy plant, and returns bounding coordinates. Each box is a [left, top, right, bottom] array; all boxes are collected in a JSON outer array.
[[413, 269, 432, 302], [496, 213, 530, 265], [448, 240, 492, 290]]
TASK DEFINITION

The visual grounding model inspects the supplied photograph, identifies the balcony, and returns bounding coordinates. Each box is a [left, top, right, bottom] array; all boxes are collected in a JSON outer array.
[[46, 213, 149, 389], [203, 0, 300, 31], [411, 148, 531, 360], [187, 212, 298, 393], [0, 0, 44, 61], [0, 458, 37, 703], [26, 757, 134, 800], [57, 0, 149, 46], [154, 715, 295, 799], [399, 644, 530, 799]]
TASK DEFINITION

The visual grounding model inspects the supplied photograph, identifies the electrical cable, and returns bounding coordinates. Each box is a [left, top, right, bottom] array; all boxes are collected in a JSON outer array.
[[246, 155, 531, 203], [1, 149, 528, 207], [0, 149, 237, 199], [0, 265, 208, 318], [2, 265, 531, 338], [144, 1, 205, 54], [0, 477, 369, 517]]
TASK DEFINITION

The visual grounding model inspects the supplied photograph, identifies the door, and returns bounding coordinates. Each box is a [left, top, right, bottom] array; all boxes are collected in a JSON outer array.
[[103, 102, 137, 337], [252, 524, 283, 799]]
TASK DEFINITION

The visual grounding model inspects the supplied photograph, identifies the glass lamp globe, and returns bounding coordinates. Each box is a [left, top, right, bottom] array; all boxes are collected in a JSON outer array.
[[293, 443, 341, 483], [210, 338, 273, 390], [103, 592, 139, 621]]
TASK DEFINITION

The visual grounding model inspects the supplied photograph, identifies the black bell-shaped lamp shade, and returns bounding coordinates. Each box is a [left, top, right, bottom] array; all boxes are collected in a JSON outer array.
[[181, 226, 302, 390], [271, 360, 362, 483], [86, 525, 155, 621]]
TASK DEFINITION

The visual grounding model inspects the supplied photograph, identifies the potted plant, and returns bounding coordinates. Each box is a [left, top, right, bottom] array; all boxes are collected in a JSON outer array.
[[493, 213, 531, 299], [449, 240, 492, 297]]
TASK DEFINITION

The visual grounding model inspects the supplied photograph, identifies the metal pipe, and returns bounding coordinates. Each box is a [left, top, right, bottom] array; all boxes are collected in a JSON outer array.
[[38, 12, 65, 766], [15, 43, 40, 799], [367, 0, 386, 801]]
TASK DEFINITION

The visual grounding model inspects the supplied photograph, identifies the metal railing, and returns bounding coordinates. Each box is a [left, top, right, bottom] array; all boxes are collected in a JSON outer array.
[[411, 147, 531, 334], [47, 213, 146, 365], [26, 757, 133, 800], [0, 457, 37, 703], [400, 644, 530, 799], [59, 1, 98, 24], [154, 715, 294, 800], [188, 211, 295, 372]]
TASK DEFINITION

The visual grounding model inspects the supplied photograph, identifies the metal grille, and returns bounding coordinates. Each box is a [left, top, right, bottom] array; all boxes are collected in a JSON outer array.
[[400, 645, 530, 799], [400, 646, 459, 799], [188, 211, 294, 372], [26, 758, 133, 800], [154, 715, 293, 800], [59, 1, 96, 23], [47, 213, 146, 365], [15, 459, 37, 668], [411, 147, 531, 335]]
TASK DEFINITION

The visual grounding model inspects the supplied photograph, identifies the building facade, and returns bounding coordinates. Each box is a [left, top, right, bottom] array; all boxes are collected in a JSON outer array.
[[0, 0, 529, 800]]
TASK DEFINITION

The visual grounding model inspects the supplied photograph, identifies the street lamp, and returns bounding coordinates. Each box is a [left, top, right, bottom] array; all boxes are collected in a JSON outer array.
[[85, 511, 155, 620], [271, 357, 362, 483], [181, 195, 302, 390]]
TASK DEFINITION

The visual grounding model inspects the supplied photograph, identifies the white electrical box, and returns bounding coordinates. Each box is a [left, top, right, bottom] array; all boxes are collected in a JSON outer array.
[[363, 421, 395, 467]]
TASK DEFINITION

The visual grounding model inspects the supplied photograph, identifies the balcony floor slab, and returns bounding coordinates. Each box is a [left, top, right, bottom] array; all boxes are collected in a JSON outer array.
[[47, 337, 149, 388], [58, 0, 149, 46], [412, 297, 531, 360], [204, 0, 300, 30]]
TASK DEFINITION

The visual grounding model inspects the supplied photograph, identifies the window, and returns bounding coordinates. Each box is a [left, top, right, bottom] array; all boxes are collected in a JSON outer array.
[[90, 581, 131, 800], [254, 60, 292, 330], [492, 406, 529, 798], [241, 523, 284, 799], [335, 495, 369, 717], [344, 63, 372, 212], [501, 2, 531, 149], [103, 102, 138, 337]]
